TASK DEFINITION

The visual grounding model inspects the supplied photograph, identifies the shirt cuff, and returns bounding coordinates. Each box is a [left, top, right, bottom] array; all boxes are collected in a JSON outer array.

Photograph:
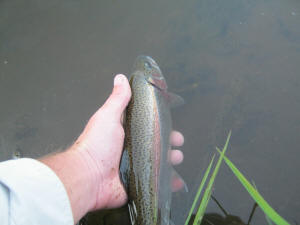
[[0, 158, 74, 225]]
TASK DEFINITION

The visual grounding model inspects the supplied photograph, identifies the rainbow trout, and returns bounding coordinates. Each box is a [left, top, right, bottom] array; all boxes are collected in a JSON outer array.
[[120, 56, 184, 225]]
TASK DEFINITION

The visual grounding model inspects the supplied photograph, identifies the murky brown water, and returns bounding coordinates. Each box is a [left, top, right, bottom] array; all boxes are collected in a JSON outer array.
[[1, 0, 299, 224]]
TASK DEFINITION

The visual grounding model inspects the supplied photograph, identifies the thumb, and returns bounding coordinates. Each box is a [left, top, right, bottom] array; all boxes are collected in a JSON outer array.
[[102, 74, 131, 118]]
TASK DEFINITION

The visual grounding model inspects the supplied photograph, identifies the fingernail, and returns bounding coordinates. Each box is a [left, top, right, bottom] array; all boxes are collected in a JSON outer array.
[[114, 74, 124, 86]]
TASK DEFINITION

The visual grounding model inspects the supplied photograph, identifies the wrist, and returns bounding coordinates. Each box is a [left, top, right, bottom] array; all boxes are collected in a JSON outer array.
[[40, 146, 101, 222], [71, 140, 127, 210], [67, 144, 102, 212]]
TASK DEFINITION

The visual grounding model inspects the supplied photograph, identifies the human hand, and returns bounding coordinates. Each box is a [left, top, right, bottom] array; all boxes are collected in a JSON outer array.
[[40, 74, 184, 223], [73, 74, 184, 209]]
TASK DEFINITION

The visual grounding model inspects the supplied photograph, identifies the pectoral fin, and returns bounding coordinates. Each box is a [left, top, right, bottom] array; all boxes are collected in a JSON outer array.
[[167, 92, 185, 108], [128, 200, 138, 225], [170, 219, 176, 225]]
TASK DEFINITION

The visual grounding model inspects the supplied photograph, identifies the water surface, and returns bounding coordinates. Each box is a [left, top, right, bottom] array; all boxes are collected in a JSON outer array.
[[0, 0, 299, 224]]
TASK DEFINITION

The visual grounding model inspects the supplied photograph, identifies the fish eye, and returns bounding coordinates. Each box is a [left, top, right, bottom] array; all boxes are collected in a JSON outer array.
[[144, 61, 152, 69]]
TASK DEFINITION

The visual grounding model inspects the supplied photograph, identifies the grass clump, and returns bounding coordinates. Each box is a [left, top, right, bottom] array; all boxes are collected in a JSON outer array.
[[185, 131, 290, 225]]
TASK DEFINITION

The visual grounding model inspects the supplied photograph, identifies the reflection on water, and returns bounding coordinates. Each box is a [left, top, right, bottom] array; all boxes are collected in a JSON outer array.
[[0, 0, 300, 224]]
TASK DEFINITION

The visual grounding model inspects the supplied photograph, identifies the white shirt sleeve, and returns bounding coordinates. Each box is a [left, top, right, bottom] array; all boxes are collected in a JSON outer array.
[[0, 158, 74, 225]]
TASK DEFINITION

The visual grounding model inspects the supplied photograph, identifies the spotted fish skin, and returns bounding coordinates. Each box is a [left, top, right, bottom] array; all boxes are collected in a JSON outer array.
[[120, 56, 180, 225]]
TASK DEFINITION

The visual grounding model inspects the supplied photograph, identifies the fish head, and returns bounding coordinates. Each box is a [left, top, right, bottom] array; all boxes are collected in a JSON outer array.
[[133, 55, 168, 90]]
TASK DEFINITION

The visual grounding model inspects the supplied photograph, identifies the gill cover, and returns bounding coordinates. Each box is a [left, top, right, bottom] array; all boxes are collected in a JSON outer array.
[[133, 55, 168, 90]]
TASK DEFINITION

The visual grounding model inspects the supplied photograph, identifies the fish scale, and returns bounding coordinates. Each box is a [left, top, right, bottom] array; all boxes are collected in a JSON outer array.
[[120, 56, 183, 225]]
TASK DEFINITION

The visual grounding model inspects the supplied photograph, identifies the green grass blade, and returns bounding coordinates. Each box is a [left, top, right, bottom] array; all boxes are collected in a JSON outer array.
[[184, 154, 215, 225], [192, 188, 212, 225], [251, 182, 273, 225], [192, 131, 232, 225], [266, 214, 275, 225], [216, 150, 290, 225], [252, 182, 276, 225]]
